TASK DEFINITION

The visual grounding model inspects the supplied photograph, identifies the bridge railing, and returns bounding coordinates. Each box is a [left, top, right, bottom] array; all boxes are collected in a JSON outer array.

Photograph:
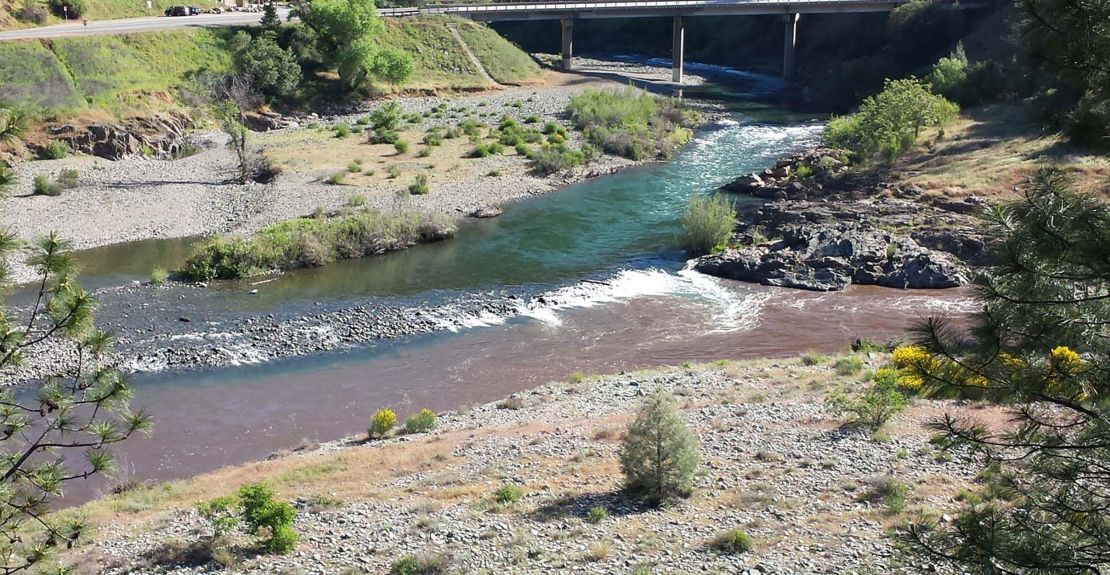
[[379, 0, 906, 14]]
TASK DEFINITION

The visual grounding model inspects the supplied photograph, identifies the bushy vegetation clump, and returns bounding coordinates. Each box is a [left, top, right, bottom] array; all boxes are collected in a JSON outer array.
[[389, 554, 450, 575], [925, 44, 1008, 107], [291, 0, 412, 90], [619, 389, 699, 503], [493, 484, 523, 504], [32, 169, 79, 196], [404, 409, 437, 433], [711, 529, 754, 554], [199, 483, 299, 554], [229, 30, 302, 101], [42, 139, 71, 159], [680, 194, 735, 255], [824, 77, 958, 164], [408, 174, 429, 195], [179, 208, 456, 280], [567, 87, 697, 160], [369, 408, 397, 438], [824, 376, 907, 430]]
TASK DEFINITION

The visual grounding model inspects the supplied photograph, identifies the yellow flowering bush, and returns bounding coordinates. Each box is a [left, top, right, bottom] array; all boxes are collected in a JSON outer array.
[[369, 408, 397, 439], [1050, 346, 1085, 373]]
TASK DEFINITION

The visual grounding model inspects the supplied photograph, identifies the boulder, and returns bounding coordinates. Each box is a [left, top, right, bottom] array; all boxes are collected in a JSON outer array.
[[469, 206, 502, 219], [693, 221, 968, 292]]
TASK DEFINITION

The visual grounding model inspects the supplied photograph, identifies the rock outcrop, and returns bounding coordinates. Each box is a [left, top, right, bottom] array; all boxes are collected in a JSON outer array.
[[695, 222, 968, 291], [42, 113, 194, 160], [698, 147, 990, 291]]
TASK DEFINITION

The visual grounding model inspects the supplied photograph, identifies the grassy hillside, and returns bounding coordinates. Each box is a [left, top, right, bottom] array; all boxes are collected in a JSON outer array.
[[455, 19, 541, 85], [0, 29, 231, 118], [0, 17, 540, 119], [0, 0, 181, 29]]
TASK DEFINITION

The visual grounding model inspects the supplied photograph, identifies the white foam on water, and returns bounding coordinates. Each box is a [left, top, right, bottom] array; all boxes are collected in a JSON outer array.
[[515, 266, 770, 333]]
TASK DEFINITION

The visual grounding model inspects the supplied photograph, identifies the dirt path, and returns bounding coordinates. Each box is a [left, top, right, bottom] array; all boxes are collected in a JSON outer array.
[[448, 23, 502, 89]]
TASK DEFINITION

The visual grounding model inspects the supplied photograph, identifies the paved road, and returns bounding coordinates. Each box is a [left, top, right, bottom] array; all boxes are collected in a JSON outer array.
[[0, 8, 291, 41]]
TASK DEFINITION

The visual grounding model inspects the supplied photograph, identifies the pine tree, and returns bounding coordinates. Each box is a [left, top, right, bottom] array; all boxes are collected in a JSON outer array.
[[619, 389, 699, 503], [259, 2, 281, 35], [900, 168, 1110, 573], [0, 232, 152, 574]]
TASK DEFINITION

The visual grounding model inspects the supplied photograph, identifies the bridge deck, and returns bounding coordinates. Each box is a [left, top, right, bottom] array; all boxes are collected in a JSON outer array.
[[380, 0, 905, 20]]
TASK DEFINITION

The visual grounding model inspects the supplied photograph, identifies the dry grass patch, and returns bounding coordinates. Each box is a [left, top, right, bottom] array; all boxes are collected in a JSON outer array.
[[896, 104, 1110, 199]]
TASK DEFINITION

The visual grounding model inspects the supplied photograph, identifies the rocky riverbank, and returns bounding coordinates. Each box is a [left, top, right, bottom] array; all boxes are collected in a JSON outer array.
[[695, 148, 990, 291], [74, 356, 983, 575], [1, 63, 719, 286]]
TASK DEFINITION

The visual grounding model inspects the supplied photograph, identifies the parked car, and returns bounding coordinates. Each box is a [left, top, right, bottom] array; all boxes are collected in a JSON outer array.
[[164, 5, 189, 16], [209, 7, 223, 13], [187, 6, 201, 15]]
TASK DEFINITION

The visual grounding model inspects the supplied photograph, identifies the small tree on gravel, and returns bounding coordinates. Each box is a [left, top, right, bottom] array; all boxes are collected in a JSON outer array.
[[619, 389, 699, 503], [0, 232, 152, 574], [212, 99, 252, 184]]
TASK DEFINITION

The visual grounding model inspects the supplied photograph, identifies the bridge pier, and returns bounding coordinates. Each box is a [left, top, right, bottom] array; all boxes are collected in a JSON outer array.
[[671, 15, 685, 84], [560, 17, 574, 70], [783, 13, 799, 80]]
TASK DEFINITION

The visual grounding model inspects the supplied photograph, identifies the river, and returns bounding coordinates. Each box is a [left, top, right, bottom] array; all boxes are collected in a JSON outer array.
[[57, 70, 974, 501]]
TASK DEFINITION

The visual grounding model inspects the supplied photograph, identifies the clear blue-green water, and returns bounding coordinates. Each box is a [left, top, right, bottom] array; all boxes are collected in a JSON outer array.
[[75, 118, 824, 306]]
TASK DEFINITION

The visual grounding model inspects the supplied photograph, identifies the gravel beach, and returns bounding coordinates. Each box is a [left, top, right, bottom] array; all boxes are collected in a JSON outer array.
[[78, 357, 980, 575]]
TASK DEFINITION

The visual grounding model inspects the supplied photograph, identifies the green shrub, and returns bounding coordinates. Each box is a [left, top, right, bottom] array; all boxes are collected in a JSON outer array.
[[404, 409, 437, 434], [486, 169, 501, 177], [42, 140, 70, 160], [389, 554, 449, 575], [524, 115, 540, 124], [197, 496, 240, 537], [862, 475, 910, 514], [238, 483, 298, 554], [422, 131, 444, 147], [619, 389, 699, 503], [834, 356, 865, 376], [458, 119, 482, 137], [334, 123, 351, 138], [150, 268, 169, 285], [370, 102, 404, 133], [529, 143, 585, 175], [825, 378, 907, 430], [388, 165, 402, 179], [48, 0, 86, 18], [680, 194, 735, 254], [370, 128, 401, 145], [824, 77, 959, 164], [493, 484, 523, 504], [417, 147, 432, 158], [16, 0, 47, 24], [467, 142, 504, 158], [32, 170, 78, 196], [586, 506, 608, 524], [394, 140, 409, 155], [408, 174, 429, 195], [567, 87, 697, 160], [711, 529, 753, 554], [802, 352, 828, 366], [179, 209, 456, 281], [369, 408, 397, 438], [347, 160, 363, 173], [326, 172, 346, 185], [794, 164, 813, 179]]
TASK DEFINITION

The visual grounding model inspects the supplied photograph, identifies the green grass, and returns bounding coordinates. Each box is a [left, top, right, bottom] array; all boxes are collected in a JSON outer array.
[[0, 30, 230, 116], [179, 208, 457, 281], [0, 41, 83, 112], [454, 20, 540, 85], [378, 17, 485, 91]]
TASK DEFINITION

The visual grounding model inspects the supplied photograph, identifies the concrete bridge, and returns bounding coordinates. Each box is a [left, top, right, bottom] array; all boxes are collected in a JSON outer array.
[[379, 0, 908, 83]]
